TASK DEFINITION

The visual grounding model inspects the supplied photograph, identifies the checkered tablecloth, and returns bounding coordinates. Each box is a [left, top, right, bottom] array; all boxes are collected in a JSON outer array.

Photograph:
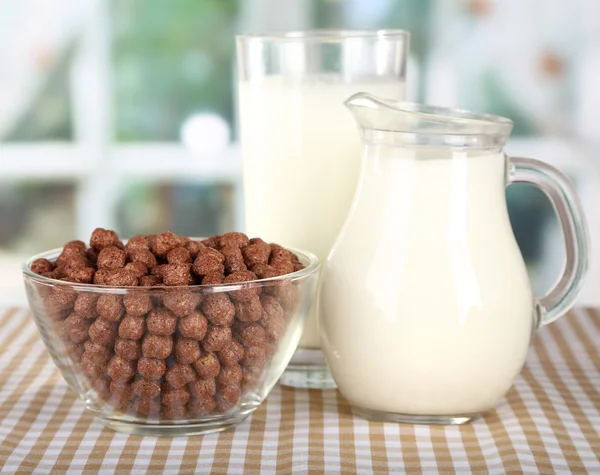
[[0, 306, 598, 474]]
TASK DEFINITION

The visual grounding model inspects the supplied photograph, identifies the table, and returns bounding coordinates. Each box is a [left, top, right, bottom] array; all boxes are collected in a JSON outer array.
[[0, 306, 598, 474]]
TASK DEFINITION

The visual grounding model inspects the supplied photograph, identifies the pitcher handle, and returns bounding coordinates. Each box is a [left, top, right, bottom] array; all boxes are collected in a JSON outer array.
[[508, 156, 589, 327]]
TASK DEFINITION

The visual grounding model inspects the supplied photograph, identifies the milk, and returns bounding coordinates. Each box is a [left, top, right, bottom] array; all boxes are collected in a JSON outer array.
[[319, 149, 535, 415], [238, 76, 405, 348]]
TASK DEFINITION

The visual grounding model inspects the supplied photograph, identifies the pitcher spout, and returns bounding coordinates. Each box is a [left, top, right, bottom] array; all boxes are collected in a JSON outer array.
[[345, 92, 514, 148]]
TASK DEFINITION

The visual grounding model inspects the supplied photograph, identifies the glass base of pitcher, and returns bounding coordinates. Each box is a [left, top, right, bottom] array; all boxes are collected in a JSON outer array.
[[352, 406, 478, 425], [280, 348, 337, 389]]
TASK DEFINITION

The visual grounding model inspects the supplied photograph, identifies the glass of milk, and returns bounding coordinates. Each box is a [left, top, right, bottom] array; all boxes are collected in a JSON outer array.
[[236, 30, 408, 387]]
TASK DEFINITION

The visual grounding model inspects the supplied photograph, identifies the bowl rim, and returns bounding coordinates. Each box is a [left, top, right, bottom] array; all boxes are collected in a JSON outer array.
[[22, 241, 320, 293]]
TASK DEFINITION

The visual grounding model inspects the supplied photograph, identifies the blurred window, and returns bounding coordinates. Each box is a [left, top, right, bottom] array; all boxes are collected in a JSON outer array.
[[112, 0, 238, 141], [1, 0, 599, 305]]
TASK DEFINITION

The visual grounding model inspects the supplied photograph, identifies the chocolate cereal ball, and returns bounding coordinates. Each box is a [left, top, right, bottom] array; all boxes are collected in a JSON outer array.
[[80, 357, 104, 381], [56, 244, 86, 266], [132, 378, 161, 399], [107, 355, 136, 382], [242, 365, 263, 391], [56, 250, 89, 270], [122, 291, 153, 316], [242, 238, 271, 267], [162, 387, 190, 407], [110, 380, 132, 397], [65, 313, 91, 344], [80, 350, 108, 374], [202, 272, 224, 285], [146, 234, 158, 250], [123, 293, 153, 317], [250, 263, 279, 280], [185, 240, 205, 258], [128, 248, 157, 270], [192, 352, 220, 379], [241, 345, 266, 367], [151, 264, 168, 277], [197, 248, 225, 263], [200, 236, 220, 249], [218, 339, 245, 366], [103, 269, 139, 287], [118, 315, 145, 340], [97, 246, 126, 270], [96, 294, 124, 322], [220, 232, 250, 249], [235, 322, 265, 347], [192, 256, 224, 278], [142, 334, 173, 359], [31, 258, 55, 275], [71, 343, 90, 367], [147, 308, 177, 336], [109, 381, 133, 411], [39, 268, 62, 283], [201, 325, 232, 352], [264, 342, 278, 359], [114, 337, 142, 360], [90, 228, 121, 251], [91, 377, 111, 401], [64, 266, 95, 284], [124, 235, 149, 253], [151, 232, 187, 258], [137, 356, 167, 380], [162, 264, 192, 286], [216, 384, 241, 412], [83, 340, 112, 364], [93, 268, 111, 285], [217, 363, 243, 387], [202, 293, 235, 326], [260, 294, 284, 321], [139, 275, 162, 287], [162, 403, 187, 420], [269, 259, 295, 276], [260, 298, 286, 342], [177, 310, 208, 340], [221, 246, 246, 274], [234, 295, 263, 322], [189, 378, 216, 398], [167, 247, 192, 264], [188, 395, 216, 416], [86, 248, 99, 265], [270, 284, 299, 313], [162, 290, 202, 317], [123, 261, 148, 278], [165, 363, 196, 389], [133, 397, 160, 416], [47, 286, 77, 313], [88, 318, 117, 346], [65, 240, 87, 254], [223, 270, 260, 303], [269, 245, 294, 262], [174, 338, 201, 365]]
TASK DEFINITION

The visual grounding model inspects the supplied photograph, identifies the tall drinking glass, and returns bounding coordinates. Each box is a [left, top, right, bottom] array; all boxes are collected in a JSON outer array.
[[236, 30, 409, 387]]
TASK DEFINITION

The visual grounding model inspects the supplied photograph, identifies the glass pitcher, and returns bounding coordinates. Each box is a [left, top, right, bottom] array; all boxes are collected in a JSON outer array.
[[319, 93, 589, 425]]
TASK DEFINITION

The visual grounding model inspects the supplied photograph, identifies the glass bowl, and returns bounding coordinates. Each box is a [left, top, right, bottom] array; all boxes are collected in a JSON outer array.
[[22, 246, 318, 436]]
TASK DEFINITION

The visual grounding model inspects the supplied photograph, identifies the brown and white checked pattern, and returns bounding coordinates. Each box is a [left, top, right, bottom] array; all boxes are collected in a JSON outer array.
[[0, 306, 598, 474]]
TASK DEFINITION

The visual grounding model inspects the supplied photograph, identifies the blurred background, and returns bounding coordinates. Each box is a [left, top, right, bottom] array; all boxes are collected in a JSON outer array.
[[1, 0, 599, 306]]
